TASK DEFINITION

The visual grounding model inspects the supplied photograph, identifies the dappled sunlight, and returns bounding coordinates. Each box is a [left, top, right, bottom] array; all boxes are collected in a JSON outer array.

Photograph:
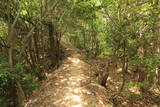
[[58, 75, 87, 86], [49, 53, 95, 107], [69, 76, 83, 81], [122, 101, 128, 106], [61, 78, 68, 82], [59, 75, 64, 78], [117, 68, 122, 72], [65, 87, 92, 95], [128, 86, 140, 95], [62, 64, 70, 70], [65, 95, 81, 102], [71, 104, 82, 107], [115, 86, 119, 89], [69, 81, 78, 85], [99, 99, 104, 104], [107, 76, 112, 81], [25, 43, 111, 107], [73, 88, 81, 94], [68, 57, 80, 64]]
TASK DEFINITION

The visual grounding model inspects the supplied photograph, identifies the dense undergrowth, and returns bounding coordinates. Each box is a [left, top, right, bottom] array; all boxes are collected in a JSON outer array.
[[0, 0, 160, 106]]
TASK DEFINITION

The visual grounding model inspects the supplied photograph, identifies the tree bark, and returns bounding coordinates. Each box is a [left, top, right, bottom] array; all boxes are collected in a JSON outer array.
[[48, 22, 61, 68], [119, 40, 128, 93]]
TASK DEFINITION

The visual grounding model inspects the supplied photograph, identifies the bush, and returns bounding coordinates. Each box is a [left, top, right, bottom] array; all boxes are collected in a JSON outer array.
[[0, 62, 40, 106]]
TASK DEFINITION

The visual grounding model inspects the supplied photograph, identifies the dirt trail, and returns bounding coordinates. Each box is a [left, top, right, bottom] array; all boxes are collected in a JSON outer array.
[[25, 43, 112, 107]]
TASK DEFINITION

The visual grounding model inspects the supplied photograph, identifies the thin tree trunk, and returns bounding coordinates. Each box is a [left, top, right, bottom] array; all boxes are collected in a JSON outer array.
[[48, 22, 56, 67], [33, 28, 40, 63], [152, 0, 160, 85], [119, 40, 128, 93], [16, 81, 26, 107]]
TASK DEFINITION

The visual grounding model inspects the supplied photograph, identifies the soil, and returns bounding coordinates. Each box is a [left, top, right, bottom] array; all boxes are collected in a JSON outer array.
[[25, 42, 160, 107], [24, 43, 112, 107]]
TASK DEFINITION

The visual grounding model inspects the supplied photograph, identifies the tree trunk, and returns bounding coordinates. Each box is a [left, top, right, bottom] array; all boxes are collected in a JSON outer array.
[[119, 40, 128, 93], [8, 26, 26, 107], [16, 81, 26, 107], [33, 28, 40, 64], [152, 0, 160, 85], [48, 22, 60, 68]]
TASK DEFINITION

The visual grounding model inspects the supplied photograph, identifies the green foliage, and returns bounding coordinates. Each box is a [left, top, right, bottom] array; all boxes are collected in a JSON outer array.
[[21, 73, 40, 94], [0, 0, 159, 105], [127, 81, 135, 88], [0, 62, 17, 89], [0, 97, 9, 107], [137, 82, 149, 88], [0, 20, 8, 37], [0, 61, 39, 106]]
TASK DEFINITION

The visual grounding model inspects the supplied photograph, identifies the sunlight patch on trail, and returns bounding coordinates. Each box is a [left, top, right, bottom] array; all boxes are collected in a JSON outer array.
[[65, 95, 81, 102], [25, 44, 112, 107], [71, 104, 82, 107], [69, 77, 83, 81], [68, 57, 80, 64], [53, 55, 90, 106]]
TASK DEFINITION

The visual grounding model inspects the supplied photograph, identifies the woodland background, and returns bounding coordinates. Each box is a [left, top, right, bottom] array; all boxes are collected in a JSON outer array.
[[0, 0, 159, 106]]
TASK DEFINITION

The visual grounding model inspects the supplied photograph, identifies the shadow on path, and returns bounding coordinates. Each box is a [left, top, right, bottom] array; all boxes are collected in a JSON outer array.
[[25, 43, 112, 107]]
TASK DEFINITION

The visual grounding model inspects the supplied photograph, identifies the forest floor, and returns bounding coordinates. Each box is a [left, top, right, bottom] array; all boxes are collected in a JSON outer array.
[[25, 42, 160, 107], [24, 43, 112, 107], [87, 58, 160, 107]]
